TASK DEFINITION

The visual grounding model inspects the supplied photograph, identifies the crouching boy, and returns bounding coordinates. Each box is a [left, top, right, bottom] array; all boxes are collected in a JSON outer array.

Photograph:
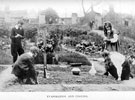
[[11, 46, 39, 84], [121, 55, 134, 81], [102, 51, 118, 80]]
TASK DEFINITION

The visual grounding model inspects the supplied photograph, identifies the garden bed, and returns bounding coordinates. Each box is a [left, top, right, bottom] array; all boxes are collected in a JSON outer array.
[[35, 65, 121, 85]]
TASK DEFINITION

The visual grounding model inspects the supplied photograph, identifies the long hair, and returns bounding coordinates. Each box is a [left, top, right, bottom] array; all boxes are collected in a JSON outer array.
[[104, 21, 113, 37]]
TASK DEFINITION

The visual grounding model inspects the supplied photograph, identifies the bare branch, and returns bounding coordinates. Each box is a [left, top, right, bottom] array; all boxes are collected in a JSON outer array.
[[82, 0, 101, 15], [86, 6, 92, 13], [82, 0, 86, 15]]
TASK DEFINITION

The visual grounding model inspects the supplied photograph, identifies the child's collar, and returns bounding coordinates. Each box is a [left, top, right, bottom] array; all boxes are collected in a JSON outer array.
[[15, 25, 19, 29]]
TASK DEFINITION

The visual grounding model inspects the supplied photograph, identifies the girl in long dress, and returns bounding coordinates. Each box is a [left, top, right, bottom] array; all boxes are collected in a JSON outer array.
[[104, 22, 119, 51]]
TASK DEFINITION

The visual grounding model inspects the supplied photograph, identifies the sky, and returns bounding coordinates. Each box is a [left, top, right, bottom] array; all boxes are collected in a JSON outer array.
[[0, 0, 135, 17]]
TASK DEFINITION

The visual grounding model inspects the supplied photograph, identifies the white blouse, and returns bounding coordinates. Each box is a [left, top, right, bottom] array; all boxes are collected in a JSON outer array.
[[110, 34, 118, 43]]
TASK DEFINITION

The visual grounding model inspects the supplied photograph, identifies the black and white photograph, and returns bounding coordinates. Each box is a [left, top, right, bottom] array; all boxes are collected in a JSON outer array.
[[0, 0, 135, 99]]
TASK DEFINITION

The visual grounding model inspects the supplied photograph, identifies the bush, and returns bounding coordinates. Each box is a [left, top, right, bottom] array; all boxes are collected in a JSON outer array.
[[35, 24, 90, 52], [123, 32, 135, 41], [47, 53, 56, 64], [45, 24, 89, 37], [98, 26, 104, 30], [63, 38, 79, 47], [0, 28, 10, 38], [34, 51, 58, 64], [119, 37, 135, 55], [25, 28, 37, 39], [34, 51, 44, 64], [88, 32, 104, 46], [23, 24, 38, 42], [63, 31, 104, 49], [0, 50, 12, 64], [58, 50, 91, 65]]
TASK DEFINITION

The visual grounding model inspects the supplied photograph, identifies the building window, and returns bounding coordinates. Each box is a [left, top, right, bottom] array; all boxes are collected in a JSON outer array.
[[124, 20, 128, 26]]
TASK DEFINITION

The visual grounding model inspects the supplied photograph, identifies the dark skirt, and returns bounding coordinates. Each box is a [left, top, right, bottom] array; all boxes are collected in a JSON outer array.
[[106, 41, 119, 52]]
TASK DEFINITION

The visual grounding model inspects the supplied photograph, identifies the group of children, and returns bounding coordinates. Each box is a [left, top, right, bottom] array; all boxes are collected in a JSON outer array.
[[10, 21, 40, 84], [10, 21, 135, 84], [102, 21, 135, 80], [102, 51, 134, 81]]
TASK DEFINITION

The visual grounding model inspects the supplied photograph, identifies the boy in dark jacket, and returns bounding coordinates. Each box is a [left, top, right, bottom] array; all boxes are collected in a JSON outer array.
[[12, 46, 39, 84], [102, 51, 118, 80], [104, 56, 118, 80], [10, 21, 25, 63]]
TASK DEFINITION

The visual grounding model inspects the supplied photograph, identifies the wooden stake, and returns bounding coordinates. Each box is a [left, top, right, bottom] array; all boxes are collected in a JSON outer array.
[[43, 27, 47, 78]]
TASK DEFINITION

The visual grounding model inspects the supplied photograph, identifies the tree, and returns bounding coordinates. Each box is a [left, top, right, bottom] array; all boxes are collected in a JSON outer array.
[[103, 4, 123, 30], [44, 8, 59, 24], [81, 0, 101, 26], [81, 0, 101, 16]]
